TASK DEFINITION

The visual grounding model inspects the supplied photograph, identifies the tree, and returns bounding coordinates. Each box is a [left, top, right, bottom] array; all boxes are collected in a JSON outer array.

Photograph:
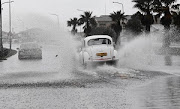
[[132, 0, 154, 33], [172, 4, 180, 28], [109, 10, 126, 45], [159, 0, 177, 66], [79, 11, 97, 37], [171, 6, 180, 43], [67, 17, 80, 35], [125, 12, 144, 36]]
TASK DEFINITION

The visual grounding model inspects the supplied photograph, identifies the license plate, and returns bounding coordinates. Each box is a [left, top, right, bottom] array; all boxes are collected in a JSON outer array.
[[96, 53, 107, 56]]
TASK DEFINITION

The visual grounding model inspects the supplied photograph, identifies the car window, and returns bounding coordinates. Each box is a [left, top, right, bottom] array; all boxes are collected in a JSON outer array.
[[88, 38, 111, 46], [20, 43, 39, 49]]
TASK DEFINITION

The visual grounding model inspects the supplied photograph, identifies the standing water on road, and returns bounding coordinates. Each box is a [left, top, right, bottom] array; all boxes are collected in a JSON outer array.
[[117, 25, 180, 76], [0, 13, 180, 108]]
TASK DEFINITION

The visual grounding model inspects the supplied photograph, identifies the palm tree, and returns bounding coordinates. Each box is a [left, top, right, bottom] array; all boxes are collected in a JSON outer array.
[[79, 11, 97, 36], [109, 10, 126, 45], [133, 0, 154, 33], [160, 0, 177, 29], [67, 17, 80, 34], [126, 12, 144, 36]]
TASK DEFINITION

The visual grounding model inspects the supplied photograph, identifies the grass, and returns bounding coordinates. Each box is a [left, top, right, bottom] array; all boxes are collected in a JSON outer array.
[[0, 48, 17, 60]]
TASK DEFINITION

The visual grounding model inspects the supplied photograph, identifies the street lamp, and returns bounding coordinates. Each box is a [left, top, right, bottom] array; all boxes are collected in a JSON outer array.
[[1, 0, 14, 5], [0, 0, 3, 55], [50, 13, 60, 30], [77, 9, 85, 12], [113, 2, 124, 13]]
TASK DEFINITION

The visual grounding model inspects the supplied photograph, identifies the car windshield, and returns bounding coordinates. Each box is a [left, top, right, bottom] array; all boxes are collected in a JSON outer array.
[[88, 38, 111, 46]]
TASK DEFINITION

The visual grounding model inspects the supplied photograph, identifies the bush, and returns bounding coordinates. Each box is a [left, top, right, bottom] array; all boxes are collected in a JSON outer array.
[[125, 18, 143, 36], [169, 27, 180, 42]]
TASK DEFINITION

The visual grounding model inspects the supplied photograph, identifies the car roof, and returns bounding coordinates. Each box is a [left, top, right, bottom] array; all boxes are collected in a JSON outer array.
[[84, 35, 112, 42]]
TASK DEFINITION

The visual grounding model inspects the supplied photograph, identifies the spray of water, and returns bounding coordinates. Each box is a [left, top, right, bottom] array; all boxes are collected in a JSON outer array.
[[117, 25, 180, 74], [1, 13, 84, 82], [4, 13, 180, 84], [118, 32, 162, 67]]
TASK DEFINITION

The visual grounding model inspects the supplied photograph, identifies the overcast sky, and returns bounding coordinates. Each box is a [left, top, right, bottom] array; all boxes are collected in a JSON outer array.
[[1, 0, 180, 32]]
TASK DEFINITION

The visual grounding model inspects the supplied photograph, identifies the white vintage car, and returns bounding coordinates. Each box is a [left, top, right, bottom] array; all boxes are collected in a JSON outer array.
[[79, 35, 119, 67]]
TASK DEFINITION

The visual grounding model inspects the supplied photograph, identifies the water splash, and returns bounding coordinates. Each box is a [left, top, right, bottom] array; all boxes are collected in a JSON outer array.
[[117, 26, 180, 75], [118, 32, 162, 68]]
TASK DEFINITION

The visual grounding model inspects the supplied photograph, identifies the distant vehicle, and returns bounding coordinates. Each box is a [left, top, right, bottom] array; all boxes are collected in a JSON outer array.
[[79, 35, 119, 67], [18, 42, 42, 59]]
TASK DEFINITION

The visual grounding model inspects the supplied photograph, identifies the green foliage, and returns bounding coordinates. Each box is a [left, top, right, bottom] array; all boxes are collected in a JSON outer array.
[[132, 0, 154, 14], [168, 27, 180, 42], [67, 17, 80, 34], [109, 10, 126, 23], [160, 10, 172, 29], [109, 10, 125, 44], [132, 0, 154, 32], [172, 4, 180, 10], [79, 11, 97, 36], [160, 0, 177, 6], [172, 11, 180, 28], [125, 17, 143, 36]]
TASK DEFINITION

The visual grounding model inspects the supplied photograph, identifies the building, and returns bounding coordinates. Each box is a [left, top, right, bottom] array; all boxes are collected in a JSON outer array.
[[95, 15, 132, 28], [95, 15, 114, 27]]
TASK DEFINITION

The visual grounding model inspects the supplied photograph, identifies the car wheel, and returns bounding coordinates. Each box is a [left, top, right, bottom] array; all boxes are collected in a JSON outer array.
[[83, 63, 87, 69], [113, 61, 118, 67]]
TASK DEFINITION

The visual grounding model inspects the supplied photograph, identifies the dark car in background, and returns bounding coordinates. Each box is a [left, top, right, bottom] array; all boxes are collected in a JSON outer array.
[[18, 42, 42, 59]]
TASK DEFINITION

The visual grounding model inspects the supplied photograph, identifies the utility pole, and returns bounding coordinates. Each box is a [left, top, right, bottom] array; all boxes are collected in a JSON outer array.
[[1, 0, 14, 57], [0, 0, 3, 57], [9, 0, 12, 51]]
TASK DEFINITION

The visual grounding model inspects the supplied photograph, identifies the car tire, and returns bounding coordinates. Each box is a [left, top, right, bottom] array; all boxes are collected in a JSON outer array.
[[83, 63, 87, 69]]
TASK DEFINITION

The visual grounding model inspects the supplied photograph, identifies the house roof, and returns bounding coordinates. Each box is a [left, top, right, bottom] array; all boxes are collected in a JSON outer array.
[[96, 15, 132, 22]]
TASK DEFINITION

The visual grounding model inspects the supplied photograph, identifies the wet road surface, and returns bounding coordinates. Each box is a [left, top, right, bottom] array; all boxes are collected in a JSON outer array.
[[0, 44, 180, 109], [128, 76, 180, 109]]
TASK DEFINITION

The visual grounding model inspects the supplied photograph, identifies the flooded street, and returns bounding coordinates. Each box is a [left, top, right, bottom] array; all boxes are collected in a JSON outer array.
[[1, 0, 180, 108], [128, 76, 180, 109], [1, 46, 180, 109], [0, 66, 179, 109], [0, 41, 180, 108]]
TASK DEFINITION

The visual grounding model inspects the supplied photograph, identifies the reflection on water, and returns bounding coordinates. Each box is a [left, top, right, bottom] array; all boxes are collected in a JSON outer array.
[[128, 76, 180, 109]]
